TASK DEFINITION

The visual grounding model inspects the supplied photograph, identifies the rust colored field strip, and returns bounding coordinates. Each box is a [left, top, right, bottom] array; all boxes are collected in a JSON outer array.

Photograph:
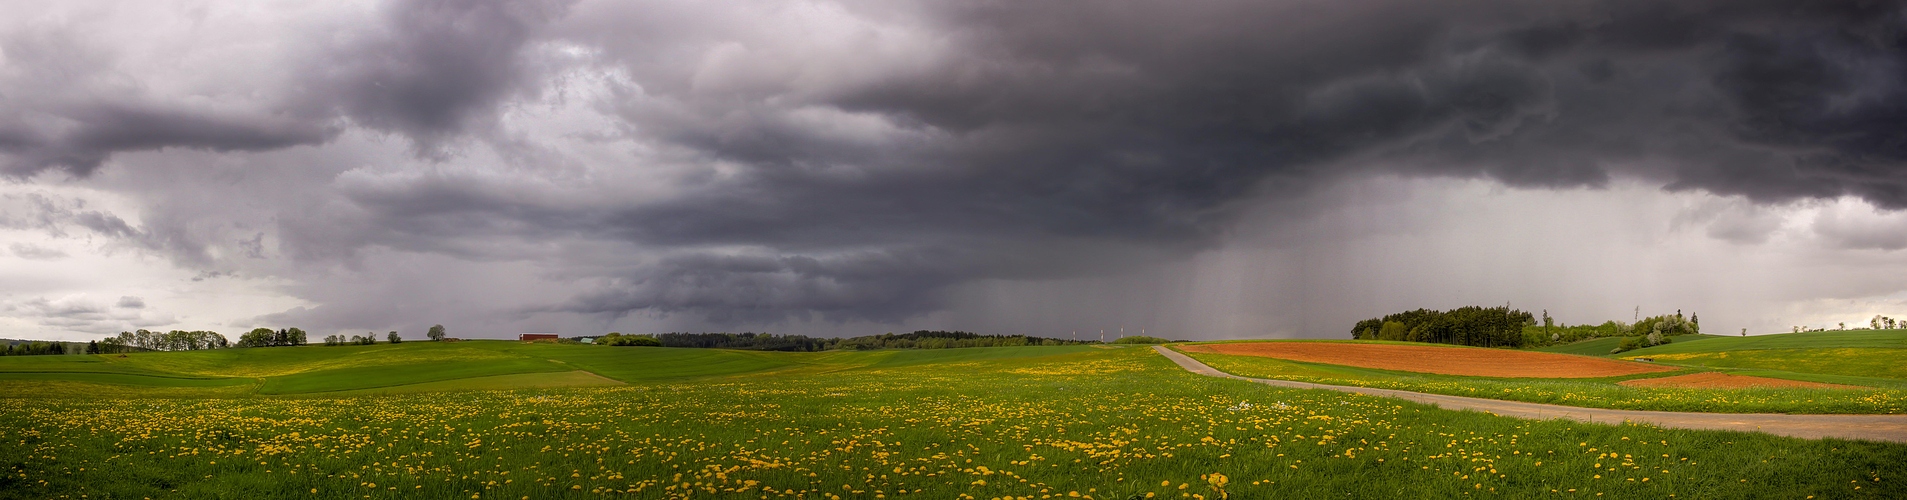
[[1179, 342, 1675, 378], [1153, 346, 1907, 443]]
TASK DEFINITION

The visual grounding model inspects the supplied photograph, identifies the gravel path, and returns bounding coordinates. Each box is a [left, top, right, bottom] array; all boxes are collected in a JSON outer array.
[[1154, 346, 1907, 443]]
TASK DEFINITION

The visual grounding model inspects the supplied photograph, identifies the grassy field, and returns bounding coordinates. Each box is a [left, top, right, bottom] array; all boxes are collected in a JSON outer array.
[[1179, 332, 1907, 414], [1181, 347, 1907, 414], [1, 344, 1902, 499], [1625, 330, 1907, 355], [1608, 330, 1907, 389], [0, 342, 776, 395]]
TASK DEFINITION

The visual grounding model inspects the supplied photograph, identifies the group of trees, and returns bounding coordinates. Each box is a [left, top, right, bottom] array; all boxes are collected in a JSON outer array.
[[98, 330, 229, 353], [91, 324, 440, 351], [1352, 306, 1535, 348], [1515, 310, 1699, 348], [323, 332, 398, 346], [1794, 315, 1904, 333], [235, 328, 307, 348], [2, 340, 73, 356], [1353, 307, 1707, 350], [595, 332, 662, 346], [596, 330, 1097, 351]]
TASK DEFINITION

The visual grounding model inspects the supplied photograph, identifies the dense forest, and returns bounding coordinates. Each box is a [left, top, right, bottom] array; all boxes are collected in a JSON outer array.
[[1351, 306, 1534, 348], [1354, 307, 1704, 350], [597, 330, 1099, 351]]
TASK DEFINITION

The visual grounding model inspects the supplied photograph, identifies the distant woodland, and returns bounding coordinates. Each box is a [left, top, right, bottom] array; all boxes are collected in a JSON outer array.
[[1351, 306, 1535, 348], [1353, 306, 1702, 351]]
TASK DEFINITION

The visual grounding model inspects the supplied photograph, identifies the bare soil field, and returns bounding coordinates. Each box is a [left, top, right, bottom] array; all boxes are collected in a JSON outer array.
[[1180, 342, 1677, 378], [1618, 372, 1860, 389]]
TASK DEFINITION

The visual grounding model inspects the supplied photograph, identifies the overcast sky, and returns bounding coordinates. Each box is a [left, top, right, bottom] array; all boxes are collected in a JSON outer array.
[[3, 0, 1905, 341]]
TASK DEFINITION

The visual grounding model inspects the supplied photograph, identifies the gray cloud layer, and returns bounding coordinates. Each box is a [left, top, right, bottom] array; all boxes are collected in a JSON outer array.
[[2, 0, 1904, 335]]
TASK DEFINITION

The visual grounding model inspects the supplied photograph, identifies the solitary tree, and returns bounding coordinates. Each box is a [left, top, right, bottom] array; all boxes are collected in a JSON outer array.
[[388, 331, 402, 344], [428, 325, 447, 341]]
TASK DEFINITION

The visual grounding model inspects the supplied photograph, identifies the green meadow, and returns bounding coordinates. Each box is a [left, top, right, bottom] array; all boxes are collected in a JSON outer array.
[[1178, 330, 1907, 414], [1, 342, 1902, 499]]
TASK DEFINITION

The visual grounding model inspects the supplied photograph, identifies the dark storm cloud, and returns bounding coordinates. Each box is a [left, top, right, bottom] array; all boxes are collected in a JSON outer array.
[[312, 0, 577, 155], [558, 249, 967, 324], [0, 0, 572, 177], [0, 28, 338, 177], [516, 0, 1907, 322], [11, 0, 1907, 331], [0, 103, 336, 177]]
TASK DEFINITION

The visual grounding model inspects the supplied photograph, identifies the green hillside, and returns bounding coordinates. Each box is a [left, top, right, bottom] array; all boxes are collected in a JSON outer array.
[[1620, 329, 1907, 356], [0, 341, 1101, 396], [1605, 330, 1907, 385]]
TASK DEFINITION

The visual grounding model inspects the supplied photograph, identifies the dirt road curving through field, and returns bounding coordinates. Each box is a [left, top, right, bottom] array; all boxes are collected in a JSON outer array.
[[1153, 346, 1907, 443]]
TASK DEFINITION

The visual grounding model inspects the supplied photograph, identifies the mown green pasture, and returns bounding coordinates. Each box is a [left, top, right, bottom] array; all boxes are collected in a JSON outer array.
[[1608, 330, 1907, 387], [1, 346, 1901, 499], [0, 341, 1112, 396], [1623, 330, 1907, 355], [1181, 348, 1907, 414]]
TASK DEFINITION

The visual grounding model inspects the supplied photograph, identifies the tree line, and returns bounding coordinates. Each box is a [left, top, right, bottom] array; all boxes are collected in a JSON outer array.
[[1354, 306, 1713, 350], [597, 330, 1099, 351], [98, 330, 229, 353], [1351, 306, 1534, 348], [2, 339, 77, 356], [235, 328, 307, 348], [1521, 311, 1699, 349]]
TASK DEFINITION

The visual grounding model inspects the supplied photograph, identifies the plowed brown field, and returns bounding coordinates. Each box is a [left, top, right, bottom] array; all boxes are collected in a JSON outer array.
[[1617, 372, 1860, 389], [1180, 342, 1677, 378]]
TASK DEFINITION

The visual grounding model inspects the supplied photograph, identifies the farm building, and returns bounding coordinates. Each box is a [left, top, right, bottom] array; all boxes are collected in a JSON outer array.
[[518, 333, 559, 342]]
